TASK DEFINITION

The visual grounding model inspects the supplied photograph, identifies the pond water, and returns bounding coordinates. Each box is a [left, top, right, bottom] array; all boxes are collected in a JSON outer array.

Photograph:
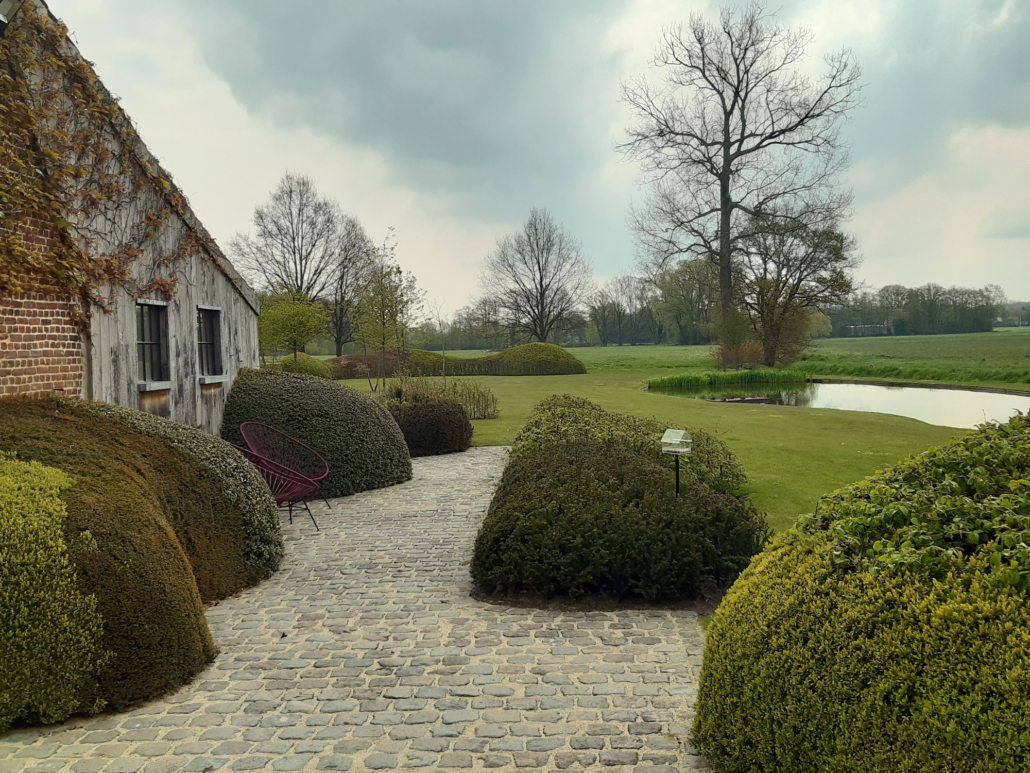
[[650, 381, 1030, 429]]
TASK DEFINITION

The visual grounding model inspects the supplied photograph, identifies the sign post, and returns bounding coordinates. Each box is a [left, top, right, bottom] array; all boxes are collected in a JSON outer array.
[[661, 429, 692, 497]]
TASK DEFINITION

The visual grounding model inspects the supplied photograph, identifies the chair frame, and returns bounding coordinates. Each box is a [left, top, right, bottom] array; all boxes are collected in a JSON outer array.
[[231, 443, 320, 530], [240, 422, 331, 509]]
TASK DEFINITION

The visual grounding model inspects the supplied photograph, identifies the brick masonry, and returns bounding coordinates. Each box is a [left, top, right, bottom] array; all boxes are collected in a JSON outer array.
[[0, 212, 85, 399]]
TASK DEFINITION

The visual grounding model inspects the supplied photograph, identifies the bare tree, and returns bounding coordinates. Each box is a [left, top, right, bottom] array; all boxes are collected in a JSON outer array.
[[230, 172, 347, 300], [619, 2, 862, 320], [327, 216, 374, 356], [588, 286, 617, 346], [480, 208, 592, 343], [739, 217, 858, 365]]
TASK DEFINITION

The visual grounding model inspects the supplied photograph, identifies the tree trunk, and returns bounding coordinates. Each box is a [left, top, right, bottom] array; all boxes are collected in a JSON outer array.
[[718, 171, 734, 320]]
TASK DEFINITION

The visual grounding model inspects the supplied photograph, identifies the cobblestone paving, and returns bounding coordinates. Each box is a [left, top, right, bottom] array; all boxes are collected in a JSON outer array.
[[0, 447, 709, 773]]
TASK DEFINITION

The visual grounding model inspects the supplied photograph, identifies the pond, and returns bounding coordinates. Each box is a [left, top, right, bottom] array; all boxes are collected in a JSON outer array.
[[650, 381, 1030, 429]]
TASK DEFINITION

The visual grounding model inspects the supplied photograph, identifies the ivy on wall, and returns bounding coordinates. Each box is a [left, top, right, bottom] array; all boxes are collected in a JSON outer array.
[[0, 2, 202, 324]]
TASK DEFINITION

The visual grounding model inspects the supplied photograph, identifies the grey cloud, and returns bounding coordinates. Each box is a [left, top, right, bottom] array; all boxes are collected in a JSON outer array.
[[181, 0, 634, 273]]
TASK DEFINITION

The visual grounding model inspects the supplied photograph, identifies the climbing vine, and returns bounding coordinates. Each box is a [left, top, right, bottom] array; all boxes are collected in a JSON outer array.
[[0, 3, 203, 323]]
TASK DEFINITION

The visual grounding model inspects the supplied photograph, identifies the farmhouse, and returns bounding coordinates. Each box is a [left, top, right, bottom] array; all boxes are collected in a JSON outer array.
[[0, 0, 258, 433]]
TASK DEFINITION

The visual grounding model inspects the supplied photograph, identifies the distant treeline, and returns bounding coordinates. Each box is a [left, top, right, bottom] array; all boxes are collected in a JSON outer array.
[[826, 283, 1006, 337]]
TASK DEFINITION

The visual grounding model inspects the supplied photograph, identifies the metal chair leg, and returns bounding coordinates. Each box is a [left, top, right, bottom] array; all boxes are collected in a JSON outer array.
[[302, 500, 320, 531]]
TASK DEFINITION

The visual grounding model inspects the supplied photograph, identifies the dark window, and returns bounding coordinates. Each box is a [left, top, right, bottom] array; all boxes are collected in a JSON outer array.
[[136, 303, 170, 382], [197, 307, 223, 376]]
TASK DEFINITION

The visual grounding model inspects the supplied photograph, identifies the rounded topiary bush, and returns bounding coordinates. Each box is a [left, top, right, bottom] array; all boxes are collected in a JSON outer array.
[[471, 439, 769, 601], [486, 342, 586, 375], [695, 413, 1030, 773], [0, 456, 107, 731], [264, 352, 334, 379], [221, 368, 412, 497], [0, 397, 281, 717], [511, 394, 747, 493], [386, 398, 473, 457]]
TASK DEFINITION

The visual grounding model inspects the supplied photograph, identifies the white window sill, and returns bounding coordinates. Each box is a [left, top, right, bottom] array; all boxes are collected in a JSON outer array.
[[138, 381, 172, 392], [198, 374, 229, 385]]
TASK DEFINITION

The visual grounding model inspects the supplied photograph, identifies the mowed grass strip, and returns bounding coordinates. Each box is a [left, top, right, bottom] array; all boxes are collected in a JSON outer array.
[[342, 366, 957, 532]]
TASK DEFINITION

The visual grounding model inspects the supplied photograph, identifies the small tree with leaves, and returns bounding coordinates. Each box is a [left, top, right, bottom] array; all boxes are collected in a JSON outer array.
[[258, 295, 329, 366], [352, 234, 425, 391]]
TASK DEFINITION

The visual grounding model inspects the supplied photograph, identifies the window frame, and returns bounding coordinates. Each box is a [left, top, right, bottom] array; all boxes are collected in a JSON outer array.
[[136, 300, 171, 386], [196, 305, 223, 378]]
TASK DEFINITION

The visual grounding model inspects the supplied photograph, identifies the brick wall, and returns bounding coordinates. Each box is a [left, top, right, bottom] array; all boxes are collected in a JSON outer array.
[[0, 212, 85, 397]]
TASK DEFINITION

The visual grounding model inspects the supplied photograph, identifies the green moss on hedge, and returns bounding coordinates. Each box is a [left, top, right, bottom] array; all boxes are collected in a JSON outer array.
[[221, 368, 412, 497], [0, 398, 248, 712], [0, 456, 108, 731], [695, 413, 1030, 773], [386, 399, 473, 457], [511, 394, 747, 493], [471, 440, 769, 601]]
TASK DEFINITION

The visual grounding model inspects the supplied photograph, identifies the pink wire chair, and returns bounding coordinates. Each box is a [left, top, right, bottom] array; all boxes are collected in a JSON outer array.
[[240, 422, 330, 508], [231, 443, 320, 530]]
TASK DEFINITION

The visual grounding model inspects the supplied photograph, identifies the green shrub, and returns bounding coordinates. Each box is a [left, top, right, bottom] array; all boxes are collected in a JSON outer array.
[[696, 535, 1030, 773], [0, 397, 282, 712], [386, 399, 473, 457], [484, 342, 587, 375], [74, 400, 283, 583], [262, 352, 334, 379], [646, 368, 808, 389], [0, 455, 108, 731], [221, 368, 412, 497], [380, 375, 500, 420], [471, 440, 769, 601], [695, 412, 1030, 773], [510, 394, 747, 493], [386, 343, 588, 378]]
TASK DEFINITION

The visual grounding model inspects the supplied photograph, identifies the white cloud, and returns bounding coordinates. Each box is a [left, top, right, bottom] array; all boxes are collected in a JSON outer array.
[[853, 124, 1030, 297]]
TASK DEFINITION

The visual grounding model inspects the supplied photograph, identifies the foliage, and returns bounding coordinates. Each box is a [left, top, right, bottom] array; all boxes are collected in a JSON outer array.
[[471, 440, 769, 600], [827, 283, 1006, 337], [336, 343, 588, 378], [385, 398, 473, 457], [510, 394, 747, 493], [0, 455, 108, 731], [694, 534, 1030, 773], [739, 219, 858, 366], [0, 397, 284, 712], [263, 351, 334, 379], [653, 259, 719, 345], [796, 412, 1030, 588], [711, 341, 766, 370], [72, 400, 284, 581], [380, 375, 499, 420], [695, 413, 1030, 772], [258, 294, 329, 364], [0, 5, 209, 318], [221, 368, 412, 498], [647, 369, 808, 389], [352, 232, 425, 391]]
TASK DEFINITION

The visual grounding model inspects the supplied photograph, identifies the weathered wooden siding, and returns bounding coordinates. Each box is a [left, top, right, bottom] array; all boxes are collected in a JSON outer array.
[[88, 218, 259, 435]]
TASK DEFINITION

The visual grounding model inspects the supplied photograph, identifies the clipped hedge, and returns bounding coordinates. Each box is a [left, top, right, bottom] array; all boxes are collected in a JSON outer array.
[[695, 412, 1030, 773], [222, 368, 412, 497], [0, 456, 107, 731], [471, 440, 769, 601], [511, 394, 747, 493], [336, 343, 588, 378], [0, 397, 282, 718], [263, 352, 334, 380], [386, 399, 473, 457]]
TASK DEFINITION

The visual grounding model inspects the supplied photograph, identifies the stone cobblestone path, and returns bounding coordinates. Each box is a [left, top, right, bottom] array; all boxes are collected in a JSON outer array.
[[0, 447, 709, 773]]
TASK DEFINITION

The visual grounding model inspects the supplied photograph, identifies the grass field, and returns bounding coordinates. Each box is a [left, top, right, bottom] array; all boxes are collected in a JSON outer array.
[[337, 330, 1029, 531]]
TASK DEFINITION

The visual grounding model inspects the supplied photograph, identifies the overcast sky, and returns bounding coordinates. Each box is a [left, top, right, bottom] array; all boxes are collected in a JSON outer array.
[[47, 0, 1030, 310]]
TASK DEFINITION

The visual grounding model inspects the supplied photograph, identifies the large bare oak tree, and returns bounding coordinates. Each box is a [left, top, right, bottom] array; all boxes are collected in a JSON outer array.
[[619, 1, 862, 319], [480, 208, 592, 344]]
